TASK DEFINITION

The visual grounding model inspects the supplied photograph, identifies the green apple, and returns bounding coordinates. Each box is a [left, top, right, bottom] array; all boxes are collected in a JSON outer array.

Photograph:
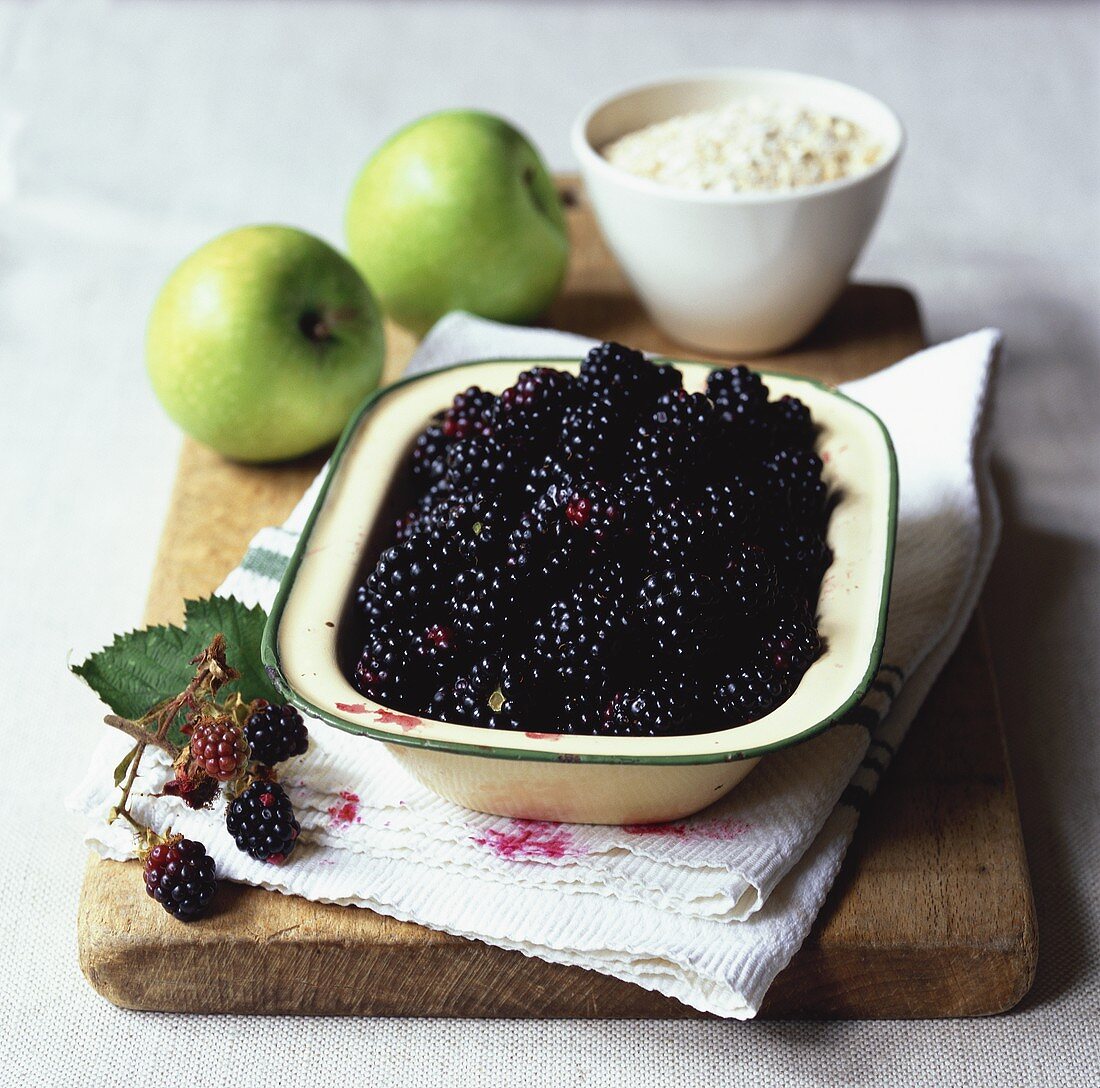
[[146, 225, 384, 462], [345, 111, 569, 335]]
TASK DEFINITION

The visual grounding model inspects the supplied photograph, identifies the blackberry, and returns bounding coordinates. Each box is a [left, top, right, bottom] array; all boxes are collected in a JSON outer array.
[[353, 623, 436, 706], [631, 390, 714, 481], [352, 349, 831, 737], [413, 489, 505, 566], [444, 434, 522, 496], [601, 677, 694, 736], [585, 558, 635, 604], [707, 364, 768, 404], [357, 537, 446, 626], [429, 654, 529, 728], [186, 716, 247, 782], [648, 362, 684, 400], [769, 395, 815, 448], [505, 500, 584, 582], [578, 341, 648, 398], [532, 589, 625, 677], [764, 448, 827, 522], [579, 342, 679, 407], [561, 479, 629, 553], [714, 661, 789, 725], [411, 424, 451, 483], [143, 836, 217, 921], [637, 568, 722, 659], [419, 475, 455, 509], [700, 477, 765, 546], [555, 686, 605, 735], [509, 479, 615, 580], [708, 367, 773, 451], [414, 623, 461, 670], [442, 386, 496, 439], [524, 455, 575, 502], [393, 508, 420, 544], [769, 525, 832, 598], [621, 467, 675, 520], [244, 701, 309, 766], [643, 497, 712, 568], [226, 781, 301, 864], [759, 612, 822, 678], [559, 394, 625, 471], [515, 638, 611, 733], [448, 566, 524, 643], [394, 479, 458, 546], [722, 542, 780, 616], [495, 366, 578, 441]]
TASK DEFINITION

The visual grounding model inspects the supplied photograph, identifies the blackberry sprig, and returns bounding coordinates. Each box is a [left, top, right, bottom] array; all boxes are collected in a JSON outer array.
[[90, 631, 315, 922]]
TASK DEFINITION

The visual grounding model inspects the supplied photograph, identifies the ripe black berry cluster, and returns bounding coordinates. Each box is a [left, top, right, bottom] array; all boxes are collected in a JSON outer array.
[[143, 836, 217, 922], [150, 699, 309, 920], [349, 342, 830, 737]]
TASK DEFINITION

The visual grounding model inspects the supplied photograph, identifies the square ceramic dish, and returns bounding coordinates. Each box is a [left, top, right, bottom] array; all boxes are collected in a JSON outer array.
[[262, 358, 897, 824]]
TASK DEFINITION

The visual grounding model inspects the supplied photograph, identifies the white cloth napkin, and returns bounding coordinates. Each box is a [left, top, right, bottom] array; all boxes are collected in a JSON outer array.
[[69, 315, 1002, 1019]]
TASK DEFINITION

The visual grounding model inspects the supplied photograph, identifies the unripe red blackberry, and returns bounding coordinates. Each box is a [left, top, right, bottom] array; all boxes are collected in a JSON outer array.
[[188, 716, 247, 782]]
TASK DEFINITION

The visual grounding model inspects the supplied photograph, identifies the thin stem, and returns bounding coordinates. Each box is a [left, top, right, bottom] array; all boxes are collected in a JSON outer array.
[[116, 739, 146, 817], [103, 714, 180, 758]]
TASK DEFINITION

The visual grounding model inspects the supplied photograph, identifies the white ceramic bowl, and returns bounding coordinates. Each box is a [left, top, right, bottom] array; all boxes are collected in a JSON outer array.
[[262, 358, 897, 825], [572, 70, 904, 355]]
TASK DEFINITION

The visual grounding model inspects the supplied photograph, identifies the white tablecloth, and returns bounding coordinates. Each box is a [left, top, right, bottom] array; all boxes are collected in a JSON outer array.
[[2, 1, 1096, 1084]]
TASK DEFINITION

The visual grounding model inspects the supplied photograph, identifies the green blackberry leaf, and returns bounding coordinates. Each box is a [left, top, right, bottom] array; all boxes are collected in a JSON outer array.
[[181, 597, 280, 708], [71, 596, 279, 748]]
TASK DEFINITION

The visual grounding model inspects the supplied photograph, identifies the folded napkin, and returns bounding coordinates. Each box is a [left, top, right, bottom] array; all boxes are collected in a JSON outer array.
[[70, 315, 1002, 1019]]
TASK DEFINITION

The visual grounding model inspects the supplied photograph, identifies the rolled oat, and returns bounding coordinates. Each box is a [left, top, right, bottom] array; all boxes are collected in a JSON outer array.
[[602, 99, 882, 194]]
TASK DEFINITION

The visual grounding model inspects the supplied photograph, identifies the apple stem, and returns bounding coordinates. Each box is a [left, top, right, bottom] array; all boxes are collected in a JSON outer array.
[[299, 311, 332, 344], [299, 307, 359, 345]]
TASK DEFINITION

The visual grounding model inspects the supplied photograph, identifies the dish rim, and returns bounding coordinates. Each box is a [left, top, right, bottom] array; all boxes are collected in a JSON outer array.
[[261, 356, 898, 766]]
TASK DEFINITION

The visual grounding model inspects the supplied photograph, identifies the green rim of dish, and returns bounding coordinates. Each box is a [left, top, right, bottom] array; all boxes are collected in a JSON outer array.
[[261, 355, 898, 766]]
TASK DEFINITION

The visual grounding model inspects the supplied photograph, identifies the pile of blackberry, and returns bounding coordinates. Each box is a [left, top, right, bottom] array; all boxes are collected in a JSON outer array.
[[348, 342, 830, 737]]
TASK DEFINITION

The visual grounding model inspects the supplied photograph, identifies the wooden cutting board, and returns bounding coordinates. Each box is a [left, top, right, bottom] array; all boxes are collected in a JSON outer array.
[[77, 179, 1036, 1019]]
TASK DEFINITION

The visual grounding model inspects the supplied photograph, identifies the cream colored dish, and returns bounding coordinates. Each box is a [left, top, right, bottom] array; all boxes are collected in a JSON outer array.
[[262, 358, 897, 824]]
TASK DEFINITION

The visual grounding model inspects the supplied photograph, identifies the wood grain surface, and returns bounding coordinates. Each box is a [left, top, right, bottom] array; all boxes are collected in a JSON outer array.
[[78, 180, 1036, 1019]]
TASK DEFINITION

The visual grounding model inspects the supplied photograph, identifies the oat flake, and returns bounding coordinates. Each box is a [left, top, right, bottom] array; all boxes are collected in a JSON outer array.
[[602, 98, 882, 194]]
